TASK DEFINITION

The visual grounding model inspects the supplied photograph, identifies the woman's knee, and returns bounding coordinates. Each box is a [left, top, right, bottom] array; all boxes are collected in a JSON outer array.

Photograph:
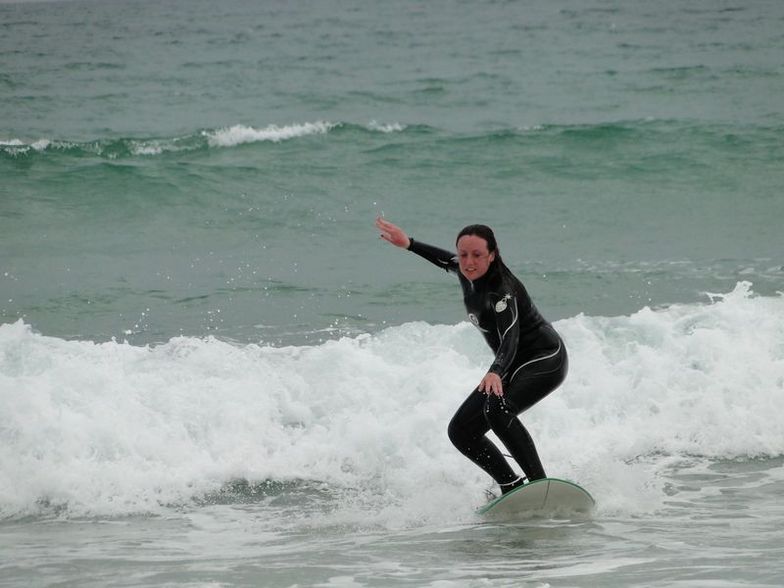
[[448, 390, 488, 450], [447, 414, 467, 450]]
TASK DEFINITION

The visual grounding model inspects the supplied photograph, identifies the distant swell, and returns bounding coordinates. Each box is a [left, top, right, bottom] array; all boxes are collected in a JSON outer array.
[[0, 120, 408, 159], [5, 119, 780, 162]]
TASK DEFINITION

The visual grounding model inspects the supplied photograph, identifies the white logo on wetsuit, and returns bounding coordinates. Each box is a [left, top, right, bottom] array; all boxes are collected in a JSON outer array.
[[495, 294, 512, 313]]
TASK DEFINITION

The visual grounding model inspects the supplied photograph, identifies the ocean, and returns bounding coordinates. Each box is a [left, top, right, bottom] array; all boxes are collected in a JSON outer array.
[[2, 0, 784, 586]]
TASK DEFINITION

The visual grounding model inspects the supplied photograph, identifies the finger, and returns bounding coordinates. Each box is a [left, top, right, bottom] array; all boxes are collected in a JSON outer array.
[[376, 217, 393, 230], [488, 379, 499, 396], [381, 221, 400, 237]]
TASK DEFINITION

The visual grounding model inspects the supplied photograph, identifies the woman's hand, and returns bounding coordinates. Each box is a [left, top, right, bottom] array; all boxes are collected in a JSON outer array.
[[479, 372, 504, 396], [375, 217, 411, 249]]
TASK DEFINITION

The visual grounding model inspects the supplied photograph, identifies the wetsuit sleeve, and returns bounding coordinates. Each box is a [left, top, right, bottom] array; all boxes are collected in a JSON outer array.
[[488, 294, 520, 379], [407, 238, 459, 273]]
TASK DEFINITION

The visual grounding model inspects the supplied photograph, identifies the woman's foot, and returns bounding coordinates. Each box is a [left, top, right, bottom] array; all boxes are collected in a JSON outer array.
[[499, 476, 527, 495]]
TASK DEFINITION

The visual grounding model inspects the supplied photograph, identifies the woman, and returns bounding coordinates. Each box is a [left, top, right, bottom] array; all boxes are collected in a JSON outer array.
[[375, 217, 568, 495]]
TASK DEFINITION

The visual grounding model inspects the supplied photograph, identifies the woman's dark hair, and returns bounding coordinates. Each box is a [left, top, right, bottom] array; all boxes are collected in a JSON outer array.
[[456, 224, 511, 283], [457, 224, 497, 253]]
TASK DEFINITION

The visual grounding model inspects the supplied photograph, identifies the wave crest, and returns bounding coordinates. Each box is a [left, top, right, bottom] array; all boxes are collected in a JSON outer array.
[[203, 121, 338, 147], [2, 284, 783, 518]]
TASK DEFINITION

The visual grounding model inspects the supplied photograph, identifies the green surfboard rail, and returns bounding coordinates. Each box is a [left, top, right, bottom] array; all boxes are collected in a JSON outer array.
[[476, 477, 595, 516]]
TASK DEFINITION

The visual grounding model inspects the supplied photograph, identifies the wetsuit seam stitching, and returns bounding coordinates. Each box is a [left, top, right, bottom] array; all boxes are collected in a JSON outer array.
[[495, 296, 518, 378]]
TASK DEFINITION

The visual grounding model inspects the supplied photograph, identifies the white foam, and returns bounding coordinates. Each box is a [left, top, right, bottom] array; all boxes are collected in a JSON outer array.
[[1, 282, 782, 520], [204, 121, 337, 147], [367, 120, 405, 133], [129, 140, 163, 156], [0, 138, 51, 155], [30, 139, 51, 151]]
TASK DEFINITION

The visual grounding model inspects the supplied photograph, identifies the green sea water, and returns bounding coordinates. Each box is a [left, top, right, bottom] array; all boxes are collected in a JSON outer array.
[[3, 0, 783, 345], [2, 0, 784, 586]]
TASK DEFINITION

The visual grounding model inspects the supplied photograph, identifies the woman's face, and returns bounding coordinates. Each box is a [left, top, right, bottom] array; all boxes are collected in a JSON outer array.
[[456, 234, 495, 281]]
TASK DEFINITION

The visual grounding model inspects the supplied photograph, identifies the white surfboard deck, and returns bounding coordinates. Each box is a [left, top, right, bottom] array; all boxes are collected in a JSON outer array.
[[477, 477, 595, 519]]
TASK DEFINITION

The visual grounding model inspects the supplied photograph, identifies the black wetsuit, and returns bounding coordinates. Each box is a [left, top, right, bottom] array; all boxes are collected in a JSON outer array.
[[408, 238, 568, 487]]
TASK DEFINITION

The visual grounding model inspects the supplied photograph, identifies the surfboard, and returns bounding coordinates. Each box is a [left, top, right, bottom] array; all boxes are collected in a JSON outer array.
[[477, 477, 595, 519]]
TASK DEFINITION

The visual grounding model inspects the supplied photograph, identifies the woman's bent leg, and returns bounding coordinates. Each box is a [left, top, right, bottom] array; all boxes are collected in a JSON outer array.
[[447, 389, 518, 485], [483, 345, 568, 482]]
